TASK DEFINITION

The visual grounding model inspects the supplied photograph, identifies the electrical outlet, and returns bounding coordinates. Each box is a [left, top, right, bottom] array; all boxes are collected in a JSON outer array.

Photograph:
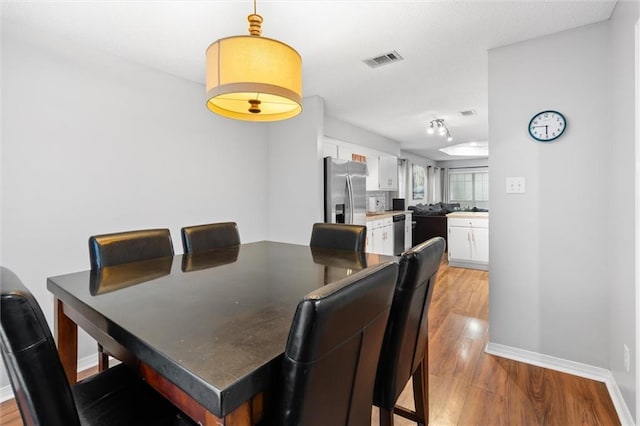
[[624, 344, 630, 372], [505, 177, 526, 194]]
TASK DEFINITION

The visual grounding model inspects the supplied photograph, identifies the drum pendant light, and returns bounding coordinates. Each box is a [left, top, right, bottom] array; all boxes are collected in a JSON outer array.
[[205, 0, 303, 121]]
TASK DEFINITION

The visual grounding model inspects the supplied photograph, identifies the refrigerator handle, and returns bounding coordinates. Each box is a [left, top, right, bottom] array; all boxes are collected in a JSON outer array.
[[346, 175, 354, 224]]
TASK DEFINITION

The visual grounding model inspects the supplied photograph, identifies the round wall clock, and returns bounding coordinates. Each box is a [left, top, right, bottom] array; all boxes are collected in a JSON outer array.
[[528, 110, 566, 142]]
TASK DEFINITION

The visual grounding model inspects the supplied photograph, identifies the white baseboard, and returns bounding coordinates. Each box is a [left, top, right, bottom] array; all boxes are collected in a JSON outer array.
[[0, 384, 14, 403], [486, 342, 635, 426], [448, 259, 489, 271], [1, 353, 98, 403]]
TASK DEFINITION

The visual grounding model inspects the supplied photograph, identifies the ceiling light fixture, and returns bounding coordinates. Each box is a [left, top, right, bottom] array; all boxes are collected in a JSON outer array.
[[439, 141, 488, 157], [427, 118, 453, 142], [205, 0, 302, 121]]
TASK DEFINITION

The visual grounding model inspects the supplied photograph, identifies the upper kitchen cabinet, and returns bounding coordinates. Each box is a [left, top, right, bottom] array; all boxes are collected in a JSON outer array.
[[322, 137, 398, 191], [322, 139, 338, 158], [367, 155, 398, 191], [322, 137, 351, 161], [365, 155, 379, 191], [378, 156, 398, 191], [365, 154, 399, 191], [337, 145, 355, 162]]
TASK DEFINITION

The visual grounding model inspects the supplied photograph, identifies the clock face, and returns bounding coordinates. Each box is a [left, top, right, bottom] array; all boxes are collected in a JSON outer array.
[[528, 110, 566, 142]]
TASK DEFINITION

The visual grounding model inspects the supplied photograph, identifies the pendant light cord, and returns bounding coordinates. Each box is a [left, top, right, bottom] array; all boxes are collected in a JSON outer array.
[[247, 0, 263, 36]]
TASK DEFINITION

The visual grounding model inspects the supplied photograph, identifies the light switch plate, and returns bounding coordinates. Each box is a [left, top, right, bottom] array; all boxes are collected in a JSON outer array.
[[506, 177, 526, 194]]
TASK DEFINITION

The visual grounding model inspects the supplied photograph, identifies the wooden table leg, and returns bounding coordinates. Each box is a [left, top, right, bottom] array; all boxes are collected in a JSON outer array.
[[54, 298, 77, 384], [97, 344, 110, 371], [139, 362, 263, 425], [220, 400, 252, 426]]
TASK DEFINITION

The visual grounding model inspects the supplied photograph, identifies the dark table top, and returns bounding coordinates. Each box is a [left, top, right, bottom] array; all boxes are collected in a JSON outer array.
[[47, 241, 396, 417]]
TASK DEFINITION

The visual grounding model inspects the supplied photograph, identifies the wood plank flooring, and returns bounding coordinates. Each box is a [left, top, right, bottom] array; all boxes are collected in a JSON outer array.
[[372, 259, 620, 426], [0, 259, 620, 425]]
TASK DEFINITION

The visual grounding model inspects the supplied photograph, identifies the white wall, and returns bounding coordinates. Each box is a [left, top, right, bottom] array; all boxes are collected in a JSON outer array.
[[1, 21, 270, 388], [399, 152, 436, 206], [267, 96, 325, 245], [636, 14, 640, 423], [489, 23, 610, 363], [436, 158, 488, 169], [400, 151, 437, 168], [608, 0, 640, 417], [489, 4, 638, 416], [324, 115, 401, 156], [0, 15, 4, 266]]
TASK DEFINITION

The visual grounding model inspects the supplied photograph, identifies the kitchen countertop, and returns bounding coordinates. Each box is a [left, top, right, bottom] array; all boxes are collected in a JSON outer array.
[[365, 210, 412, 220], [446, 211, 489, 219]]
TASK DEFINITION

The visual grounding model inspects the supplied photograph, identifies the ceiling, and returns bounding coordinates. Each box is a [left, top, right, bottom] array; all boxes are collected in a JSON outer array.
[[2, 0, 617, 161]]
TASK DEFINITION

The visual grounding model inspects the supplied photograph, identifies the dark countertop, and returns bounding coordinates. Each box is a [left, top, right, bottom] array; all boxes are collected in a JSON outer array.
[[47, 241, 396, 418]]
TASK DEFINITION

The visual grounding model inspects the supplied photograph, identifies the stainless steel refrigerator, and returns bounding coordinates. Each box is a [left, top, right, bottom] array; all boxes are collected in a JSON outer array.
[[324, 157, 367, 226]]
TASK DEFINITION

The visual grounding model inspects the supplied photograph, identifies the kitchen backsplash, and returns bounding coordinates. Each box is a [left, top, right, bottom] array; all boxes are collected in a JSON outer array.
[[366, 191, 399, 212]]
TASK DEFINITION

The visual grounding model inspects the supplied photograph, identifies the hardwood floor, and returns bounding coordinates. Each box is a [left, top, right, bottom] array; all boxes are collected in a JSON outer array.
[[0, 401, 20, 426], [372, 259, 620, 426], [0, 259, 620, 425]]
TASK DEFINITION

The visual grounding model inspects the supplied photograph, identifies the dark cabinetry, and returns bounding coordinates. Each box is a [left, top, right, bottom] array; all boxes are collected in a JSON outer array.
[[412, 215, 448, 251]]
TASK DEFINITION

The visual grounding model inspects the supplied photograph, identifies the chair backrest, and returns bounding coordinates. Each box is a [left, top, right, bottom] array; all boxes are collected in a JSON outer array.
[[180, 222, 240, 254], [0, 267, 82, 426], [278, 261, 399, 426], [309, 223, 366, 252], [374, 237, 445, 409], [88, 228, 174, 269]]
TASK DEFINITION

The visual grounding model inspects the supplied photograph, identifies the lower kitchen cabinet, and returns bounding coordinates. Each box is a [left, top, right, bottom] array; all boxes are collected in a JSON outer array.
[[366, 217, 394, 255], [447, 213, 489, 270]]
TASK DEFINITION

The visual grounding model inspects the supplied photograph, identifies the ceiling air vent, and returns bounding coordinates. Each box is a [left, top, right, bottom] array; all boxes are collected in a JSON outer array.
[[363, 51, 404, 68], [459, 110, 477, 117]]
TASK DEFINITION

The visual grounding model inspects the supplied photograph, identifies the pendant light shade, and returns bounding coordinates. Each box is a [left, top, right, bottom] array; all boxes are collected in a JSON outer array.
[[205, 6, 302, 122]]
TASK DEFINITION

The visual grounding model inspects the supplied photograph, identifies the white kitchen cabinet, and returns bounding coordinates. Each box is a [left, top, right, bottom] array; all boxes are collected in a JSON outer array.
[[365, 155, 380, 191], [323, 140, 338, 158], [378, 156, 398, 190], [337, 145, 354, 161], [365, 227, 373, 253], [381, 223, 393, 255], [404, 212, 412, 250], [372, 226, 385, 253], [322, 137, 398, 192], [447, 213, 489, 270], [471, 227, 489, 262], [366, 217, 394, 255], [366, 155, 398, 191], [448, 226, 473, 259]]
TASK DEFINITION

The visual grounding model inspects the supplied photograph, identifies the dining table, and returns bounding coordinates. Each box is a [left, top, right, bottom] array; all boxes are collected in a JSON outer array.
[[47, 240, 397, 425]]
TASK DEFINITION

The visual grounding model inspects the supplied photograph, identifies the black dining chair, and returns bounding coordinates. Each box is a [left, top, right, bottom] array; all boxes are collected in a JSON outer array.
[[180, 222, 240, 254], [274, 261, 399, 426], [0, 266, 195, 426], [309, 222, 367, 252], [89, 228, 174, 270], [373, 237, 446, 426], [88, 228, 174, 370]]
